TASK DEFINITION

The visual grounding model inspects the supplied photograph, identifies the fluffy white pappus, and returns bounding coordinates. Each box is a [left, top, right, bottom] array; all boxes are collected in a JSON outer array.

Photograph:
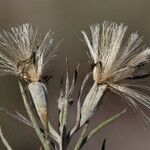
[[110, 83, 150, 125], [82, 21, 150, 125], [0, 23, 58, 81], [82, 21, 150, 83]]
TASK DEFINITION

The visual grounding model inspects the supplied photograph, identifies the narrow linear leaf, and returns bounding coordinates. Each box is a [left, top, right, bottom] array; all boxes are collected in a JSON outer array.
[[81, 109, 127, 148], [70, 73, 91, 136], [0, 126, 13, 150], [69, 63, 80, 96], [0, 107, 32, 127]]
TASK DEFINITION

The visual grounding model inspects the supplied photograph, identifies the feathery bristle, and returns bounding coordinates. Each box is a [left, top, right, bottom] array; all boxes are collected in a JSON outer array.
[[0, 24, 58, 82], [82, 21, 150, 83], [110, 84, 150, 125], [82, 21, 150, 124]]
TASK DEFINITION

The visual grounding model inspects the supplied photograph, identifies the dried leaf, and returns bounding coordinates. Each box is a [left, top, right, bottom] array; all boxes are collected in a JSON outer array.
[[68, 63, 80, 96], [70, 73, 91, 136], [0, 107, 32, 127]]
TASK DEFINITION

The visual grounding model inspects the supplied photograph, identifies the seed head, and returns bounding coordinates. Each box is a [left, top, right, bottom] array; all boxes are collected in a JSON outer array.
[[82, 22, 150, 84], [82, 21, 150, 124], [0, 24, 58, 82]]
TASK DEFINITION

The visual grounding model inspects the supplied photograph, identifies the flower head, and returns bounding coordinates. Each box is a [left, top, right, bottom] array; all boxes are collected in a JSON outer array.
[[82, 22, 150, 84], [82, 21, 150, 124], [0, 24, 58, 82]]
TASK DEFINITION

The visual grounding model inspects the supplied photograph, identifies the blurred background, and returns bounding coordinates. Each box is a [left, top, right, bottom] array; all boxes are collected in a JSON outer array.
[[0, 0, 150, 149]]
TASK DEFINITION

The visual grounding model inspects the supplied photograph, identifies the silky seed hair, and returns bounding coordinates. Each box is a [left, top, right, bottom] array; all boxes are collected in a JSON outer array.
[[82, 21, 150, 125], [0, 23, 58, 82]]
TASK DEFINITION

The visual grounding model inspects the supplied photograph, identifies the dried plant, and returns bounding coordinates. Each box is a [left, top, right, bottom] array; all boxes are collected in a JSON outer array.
[[0, 21, 149, 150], [81, 21, 150, 125]]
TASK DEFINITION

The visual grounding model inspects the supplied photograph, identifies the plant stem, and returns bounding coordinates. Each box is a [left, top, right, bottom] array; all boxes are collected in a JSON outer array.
[[18, 81, 51, 150], [74, 123, 88, 150], [81, 109, 127, 148], [59, 98, 69, 150], [0, 126, 13, 150], [48, 122, 61, 143]]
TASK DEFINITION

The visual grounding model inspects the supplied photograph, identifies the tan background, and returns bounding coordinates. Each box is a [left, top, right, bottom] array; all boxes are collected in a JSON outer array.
[[0, 0, 150, 149]]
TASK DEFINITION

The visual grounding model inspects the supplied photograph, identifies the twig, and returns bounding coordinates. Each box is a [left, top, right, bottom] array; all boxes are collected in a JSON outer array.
[[0, 126, 13, 150], [18, 81, 51, 150], [74, 123, 88, 150], [80, 109, 127, 148]]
